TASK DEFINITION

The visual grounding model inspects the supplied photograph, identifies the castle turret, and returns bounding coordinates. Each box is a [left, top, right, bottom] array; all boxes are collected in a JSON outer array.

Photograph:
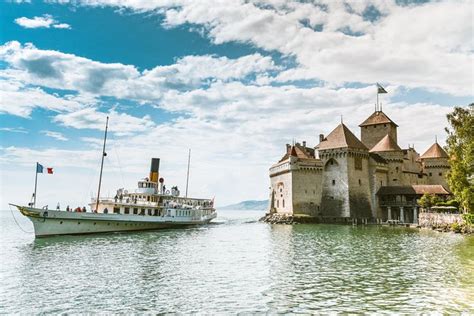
[[359, 111, 398, 150], [420, 141, 450, 188], [369, 134, 404, 186], [318, 123, 372, 220]]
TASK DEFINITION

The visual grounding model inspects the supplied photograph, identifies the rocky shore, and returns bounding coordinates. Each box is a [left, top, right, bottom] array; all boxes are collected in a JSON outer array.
[[259, 213, 319, 224]]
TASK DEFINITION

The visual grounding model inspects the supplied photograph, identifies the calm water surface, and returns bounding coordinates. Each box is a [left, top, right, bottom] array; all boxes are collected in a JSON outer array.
[[0, 209, 473, 313]]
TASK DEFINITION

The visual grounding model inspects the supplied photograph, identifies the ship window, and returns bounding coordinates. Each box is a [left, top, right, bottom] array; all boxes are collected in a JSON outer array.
[[147, 196, 150, 202], [113, 207, 120, 214], [154, 209, 158, 216], [148, 209, 152, 215], [133, 208, 138, 214], [124, 207, 130, 214]]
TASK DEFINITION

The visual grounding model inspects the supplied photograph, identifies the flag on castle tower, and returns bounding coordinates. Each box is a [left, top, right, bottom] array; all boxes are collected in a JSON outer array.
[[377, 83, 388, 94]]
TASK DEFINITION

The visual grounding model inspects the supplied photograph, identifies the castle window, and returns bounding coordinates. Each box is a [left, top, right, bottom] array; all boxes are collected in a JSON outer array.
[[358, 179, 361, 186], [332, 180, 336, 185], [439, 172, 442, 176], [374, 125, 376, 128], [380, 181, 383, 187], [396, 167, 399, 172], [429, 172, 432, 176], [330, 160, 334, 165], [384, 124, 387, 127], [355, 157, 362, 170], [277, 200, 279, 208], [305, 190, 307, 194], [283, 199, 285, 208]]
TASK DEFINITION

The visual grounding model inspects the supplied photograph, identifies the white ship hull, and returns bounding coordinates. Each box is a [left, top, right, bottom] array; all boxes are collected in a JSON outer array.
[[13, 205, 216, 237]]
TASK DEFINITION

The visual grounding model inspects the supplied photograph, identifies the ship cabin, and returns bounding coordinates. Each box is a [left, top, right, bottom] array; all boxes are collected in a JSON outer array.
[[90, 158, 215, 218]]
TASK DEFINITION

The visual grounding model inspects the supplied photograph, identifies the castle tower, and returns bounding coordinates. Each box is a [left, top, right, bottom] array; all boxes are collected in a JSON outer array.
[[317, 123, 372, 220], [420, 141, 450, 188], [369, 134, 404, 186], [359, 111, 398, 150]]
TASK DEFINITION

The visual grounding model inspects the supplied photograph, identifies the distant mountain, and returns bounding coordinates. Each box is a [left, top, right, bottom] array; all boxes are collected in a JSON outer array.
[[219, 200, 269, 211]]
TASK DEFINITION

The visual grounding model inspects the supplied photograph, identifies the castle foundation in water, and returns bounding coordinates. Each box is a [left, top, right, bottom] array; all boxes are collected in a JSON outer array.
[[268, 109, 451, 224]]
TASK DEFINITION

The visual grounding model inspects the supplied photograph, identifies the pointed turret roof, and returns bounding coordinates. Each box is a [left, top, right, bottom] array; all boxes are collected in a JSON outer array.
[[369, 134, 402, 152], [318, 124, 367, 150], [421, 142, 448, 159], [359, 111, 398, 127]]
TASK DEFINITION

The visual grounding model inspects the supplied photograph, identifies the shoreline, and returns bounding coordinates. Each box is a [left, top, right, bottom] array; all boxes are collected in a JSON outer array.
[[259, 212, 473, 235]]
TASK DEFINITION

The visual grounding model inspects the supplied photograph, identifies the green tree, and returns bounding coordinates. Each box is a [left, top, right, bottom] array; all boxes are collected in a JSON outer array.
[[445, 104, 474, 213], [418, 193, 439, 210]]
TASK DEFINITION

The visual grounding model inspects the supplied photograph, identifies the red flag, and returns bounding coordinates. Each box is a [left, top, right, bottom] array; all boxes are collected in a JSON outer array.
[[47, 167, 53, 174]]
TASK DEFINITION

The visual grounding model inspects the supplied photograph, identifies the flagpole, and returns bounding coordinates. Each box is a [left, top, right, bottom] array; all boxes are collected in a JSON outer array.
[[33, 162, 39, 208], [376, 84, 379, 112], [95, 116, 109, 212]]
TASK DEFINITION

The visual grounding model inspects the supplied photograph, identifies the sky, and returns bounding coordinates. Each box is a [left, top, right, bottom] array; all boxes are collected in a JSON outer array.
[[0, 0, 472, 209]]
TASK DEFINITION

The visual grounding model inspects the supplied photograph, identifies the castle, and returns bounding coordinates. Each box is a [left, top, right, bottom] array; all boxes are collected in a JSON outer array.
[[268, 109, 451, 224]]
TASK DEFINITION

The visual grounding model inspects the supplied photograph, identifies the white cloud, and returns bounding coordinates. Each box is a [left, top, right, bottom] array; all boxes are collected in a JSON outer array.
[[14, 14, 71, 29], [58, 0, 473, 96], [53, 108, 156, 136], [41, 130, 68, 141], [0, 127, 28, 133], [52, 23, 71, 29], [0, 79, 84, 117], [0, 41, 276, 102]]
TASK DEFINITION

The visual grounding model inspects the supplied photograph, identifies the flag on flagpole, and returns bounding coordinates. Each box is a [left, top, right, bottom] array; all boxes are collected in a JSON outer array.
[[36, 163, 53, 174], [377, 83, 388, 94], [36, 163, 44, 173]]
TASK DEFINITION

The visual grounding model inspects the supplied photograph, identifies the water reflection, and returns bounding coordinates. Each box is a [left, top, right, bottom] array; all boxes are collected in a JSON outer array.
[[0, 210, 473, 313]]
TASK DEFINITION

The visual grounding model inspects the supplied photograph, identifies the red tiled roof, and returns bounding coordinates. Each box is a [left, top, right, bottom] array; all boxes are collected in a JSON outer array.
[[420, 142, 448, 159], [369, 134, 402, 152], [279, 143, 315, 162], [318, 124, 367, 150], [359, 111, 398, 127], [377, 185, 451, 195]]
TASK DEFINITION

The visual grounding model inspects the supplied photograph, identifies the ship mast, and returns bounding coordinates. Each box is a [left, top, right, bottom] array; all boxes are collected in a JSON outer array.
[[185, 148, 191, 198], [95, 116, 109, 212]]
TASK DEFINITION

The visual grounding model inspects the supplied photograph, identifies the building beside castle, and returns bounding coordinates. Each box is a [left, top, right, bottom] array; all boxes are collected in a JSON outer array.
[[268, 109, 451, 224]]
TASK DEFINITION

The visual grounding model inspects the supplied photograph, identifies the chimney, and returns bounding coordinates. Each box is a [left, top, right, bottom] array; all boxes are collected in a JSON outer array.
[[319, 134, 324, 143], [149, 158, 160, 183], [302, 141, 306, 147]]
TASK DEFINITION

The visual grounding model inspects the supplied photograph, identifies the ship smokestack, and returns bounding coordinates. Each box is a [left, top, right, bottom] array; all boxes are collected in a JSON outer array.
[[149, 158, 160, 183]]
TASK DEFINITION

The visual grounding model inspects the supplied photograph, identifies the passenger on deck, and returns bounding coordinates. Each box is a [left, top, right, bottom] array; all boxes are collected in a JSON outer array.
[[56, 203, 60, 210], [66, 205, 70, 212], [82, 206, 87, 212]]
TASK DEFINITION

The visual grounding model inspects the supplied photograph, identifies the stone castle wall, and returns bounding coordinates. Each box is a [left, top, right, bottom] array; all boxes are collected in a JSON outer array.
[[346, 153, 373, 218], [291, 168, 323, 216], [320, 153, 350, 218], [361, 124, 397, 149]]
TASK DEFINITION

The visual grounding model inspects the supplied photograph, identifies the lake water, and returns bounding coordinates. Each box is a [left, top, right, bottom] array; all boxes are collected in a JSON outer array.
[[0, 209, 473, 313]]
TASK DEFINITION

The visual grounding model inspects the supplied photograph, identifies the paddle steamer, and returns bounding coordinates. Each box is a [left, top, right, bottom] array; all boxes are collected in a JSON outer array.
[[12, 118, 216, 237]]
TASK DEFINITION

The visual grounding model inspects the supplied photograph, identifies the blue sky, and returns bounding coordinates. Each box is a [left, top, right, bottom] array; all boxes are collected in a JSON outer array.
[[0, 0, 472, 209]]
